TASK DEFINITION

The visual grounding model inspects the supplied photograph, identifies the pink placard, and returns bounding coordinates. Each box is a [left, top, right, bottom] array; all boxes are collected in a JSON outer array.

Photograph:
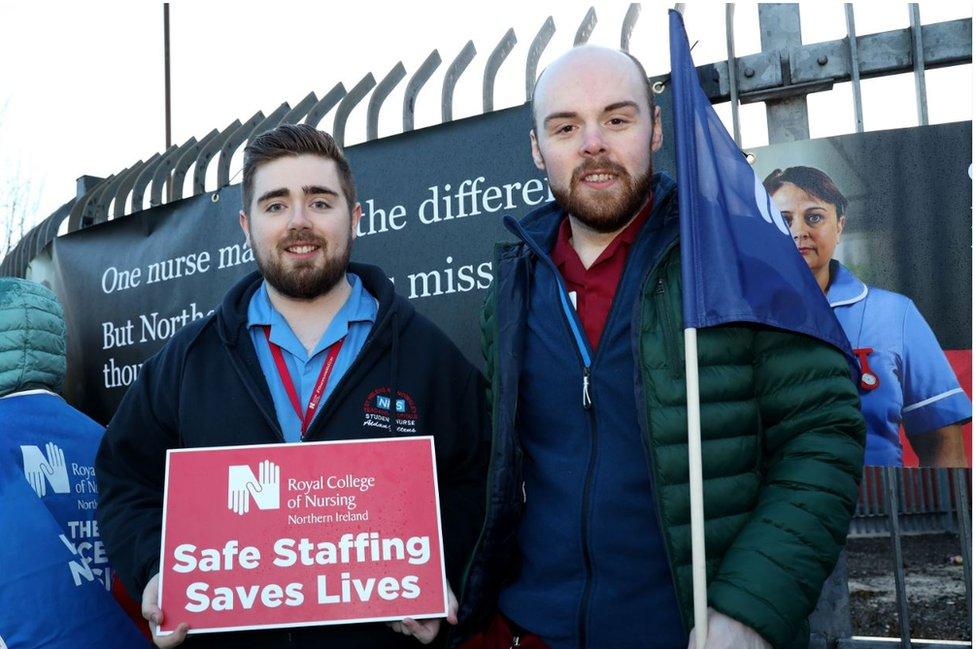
[[157, 436, 446, 634]]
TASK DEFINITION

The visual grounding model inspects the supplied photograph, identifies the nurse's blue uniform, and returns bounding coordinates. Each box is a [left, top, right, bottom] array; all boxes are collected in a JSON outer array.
[[827, 261, 972, 465]]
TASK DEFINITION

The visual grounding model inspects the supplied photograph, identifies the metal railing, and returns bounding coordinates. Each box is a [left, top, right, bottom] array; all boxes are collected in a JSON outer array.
[[853, 467, 967, 537], [1, 3, 971, 279], [850, 467, 972, 647]]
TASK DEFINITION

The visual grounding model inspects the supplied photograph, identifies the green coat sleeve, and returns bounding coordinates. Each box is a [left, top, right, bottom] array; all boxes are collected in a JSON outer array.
[[707, 330, 866, 647]]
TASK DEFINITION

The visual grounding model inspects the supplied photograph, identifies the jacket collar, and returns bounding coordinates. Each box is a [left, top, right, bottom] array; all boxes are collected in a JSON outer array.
[[216, 261, 407, 346], [826, 260, 868, 307]]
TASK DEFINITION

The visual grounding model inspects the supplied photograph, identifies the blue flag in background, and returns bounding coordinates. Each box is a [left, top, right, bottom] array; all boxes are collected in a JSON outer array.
[[668, 10, 854, 363]]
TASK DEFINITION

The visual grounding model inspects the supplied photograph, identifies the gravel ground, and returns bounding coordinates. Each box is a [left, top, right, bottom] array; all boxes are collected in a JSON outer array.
[[846, 533, 970, 641]]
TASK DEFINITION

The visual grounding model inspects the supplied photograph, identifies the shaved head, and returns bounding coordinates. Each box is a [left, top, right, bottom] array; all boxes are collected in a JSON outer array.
[[531, 45, 654, 131]]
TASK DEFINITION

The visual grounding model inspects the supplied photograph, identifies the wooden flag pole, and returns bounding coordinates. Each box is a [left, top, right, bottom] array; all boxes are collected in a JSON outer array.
[[684, 327, 708, 649]]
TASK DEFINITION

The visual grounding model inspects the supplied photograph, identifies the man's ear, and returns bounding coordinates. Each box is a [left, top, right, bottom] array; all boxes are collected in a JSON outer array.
[[651, 105, 664, 153], [239, 210, 252, 246], [530, 130, 546, 171], [350, 202, 363, 241]]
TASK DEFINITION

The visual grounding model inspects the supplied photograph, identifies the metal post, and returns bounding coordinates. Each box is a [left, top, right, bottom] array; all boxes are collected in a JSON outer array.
[[844, 4, 864, 132], [725, 4, 742, 146], [402, 52, 440, 133], [442, 41, 477, 123], [573, 7, 597, 46], [163, 3, 171, 149], [620, 4, 641, 52], [909, 3, 929, 125], [757, 3, 810, 143], [163, 3, 172, 201], [952, 468, 972, 625], [937, 467, 954, 531], [483, 29, 517, 113], [883, 467, 912, 649], [525, 17, 556, 102]]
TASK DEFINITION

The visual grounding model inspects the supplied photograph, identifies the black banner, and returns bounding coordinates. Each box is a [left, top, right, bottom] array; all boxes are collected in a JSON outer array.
[[42, 103, 968, 427]]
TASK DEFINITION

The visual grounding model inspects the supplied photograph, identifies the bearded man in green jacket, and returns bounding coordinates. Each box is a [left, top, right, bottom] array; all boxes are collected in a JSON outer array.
[[453, 46, 866, 649]]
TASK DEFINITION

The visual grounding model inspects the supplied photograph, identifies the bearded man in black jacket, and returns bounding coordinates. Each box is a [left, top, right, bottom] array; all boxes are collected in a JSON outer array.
[[96, 124, 488, 649]]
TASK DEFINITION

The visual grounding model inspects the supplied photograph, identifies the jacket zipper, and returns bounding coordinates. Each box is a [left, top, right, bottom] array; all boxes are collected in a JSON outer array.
[[582, 366, 592, 409], [225, 349, 286, 442], [576, 403, 598, 649], [635, 244, 691, 632], [655, 277, 682, 379]]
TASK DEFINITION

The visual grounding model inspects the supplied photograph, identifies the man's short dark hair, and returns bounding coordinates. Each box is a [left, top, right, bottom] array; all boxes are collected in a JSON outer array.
[[241, 124, 356, 214], [530, 49, 656, 131], [762, 166, 849, 218]]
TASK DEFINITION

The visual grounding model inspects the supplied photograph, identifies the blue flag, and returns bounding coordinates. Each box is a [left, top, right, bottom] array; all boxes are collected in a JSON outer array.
[[669, 10, 853, 363]]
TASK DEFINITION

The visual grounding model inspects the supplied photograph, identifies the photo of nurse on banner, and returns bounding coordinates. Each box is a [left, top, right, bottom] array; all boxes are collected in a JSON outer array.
[[753, 122, 972, 468]]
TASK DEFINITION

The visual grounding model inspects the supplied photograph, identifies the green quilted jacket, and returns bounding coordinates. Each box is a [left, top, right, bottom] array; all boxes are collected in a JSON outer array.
[[456, 180, 866, 648], [0, 277, 66, 397]]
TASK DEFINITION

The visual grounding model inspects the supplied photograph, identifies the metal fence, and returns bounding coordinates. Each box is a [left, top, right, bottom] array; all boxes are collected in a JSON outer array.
[[853, 466, 970, 537], [0, 3, 972, 647], [845, 466, 973, 648], [1, 3, 972, 279]]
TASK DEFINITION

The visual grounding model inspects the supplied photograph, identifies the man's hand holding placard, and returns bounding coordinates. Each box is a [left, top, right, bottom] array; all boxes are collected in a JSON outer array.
[[143, 573, 189, 647]]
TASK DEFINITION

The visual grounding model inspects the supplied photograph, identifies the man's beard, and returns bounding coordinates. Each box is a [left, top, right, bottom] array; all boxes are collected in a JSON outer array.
[[551, 158, 652, 233], [254, 232, 351, 300]]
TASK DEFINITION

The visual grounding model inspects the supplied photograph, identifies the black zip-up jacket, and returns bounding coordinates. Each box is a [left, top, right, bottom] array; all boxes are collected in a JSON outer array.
[[96, 263, 489, 648]]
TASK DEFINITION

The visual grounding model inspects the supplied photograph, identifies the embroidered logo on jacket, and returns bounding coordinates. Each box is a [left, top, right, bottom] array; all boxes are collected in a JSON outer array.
[[362, 388, 418, 434]]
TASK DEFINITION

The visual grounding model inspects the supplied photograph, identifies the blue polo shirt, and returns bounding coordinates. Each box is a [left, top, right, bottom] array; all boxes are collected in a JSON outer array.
[[246, 274, 377, 442], [828, 261, 971, 465]]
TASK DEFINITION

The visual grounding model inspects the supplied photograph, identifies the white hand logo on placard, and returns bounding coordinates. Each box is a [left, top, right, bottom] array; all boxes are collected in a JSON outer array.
[[21, 442, 70, 497], [227, 460, 280, 515]]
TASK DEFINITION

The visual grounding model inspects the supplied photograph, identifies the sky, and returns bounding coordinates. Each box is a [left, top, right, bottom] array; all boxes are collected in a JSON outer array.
[[0, 1, 971, 240]]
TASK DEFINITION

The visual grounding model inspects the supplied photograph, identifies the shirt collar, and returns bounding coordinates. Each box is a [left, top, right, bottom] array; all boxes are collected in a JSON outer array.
[[826, 260, 868, 307], [550, 192, 654, 272], [246, 274, 378, 360]]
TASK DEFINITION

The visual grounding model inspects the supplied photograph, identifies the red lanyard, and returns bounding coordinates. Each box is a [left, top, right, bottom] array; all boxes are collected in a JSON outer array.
[[262, 326, 345, 438]]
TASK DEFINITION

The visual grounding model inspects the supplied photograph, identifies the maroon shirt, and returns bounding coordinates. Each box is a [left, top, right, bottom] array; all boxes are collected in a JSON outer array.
[[550, 197, 653, 350]]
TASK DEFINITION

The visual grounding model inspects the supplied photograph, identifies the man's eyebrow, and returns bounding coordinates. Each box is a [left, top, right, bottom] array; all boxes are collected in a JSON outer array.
[[543, 111, 579, 126], [256, 188, 289, 203], [303, 185, 338, 197], [604, 100, 640, 113]]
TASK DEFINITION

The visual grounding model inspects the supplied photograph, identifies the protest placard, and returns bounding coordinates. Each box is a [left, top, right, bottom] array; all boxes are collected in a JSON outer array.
[[157, 436, 446, 634]]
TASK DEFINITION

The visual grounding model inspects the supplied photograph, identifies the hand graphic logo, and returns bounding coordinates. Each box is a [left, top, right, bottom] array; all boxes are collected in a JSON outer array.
[[20, 442, 71, 497], [227, 460, 280, 515]]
